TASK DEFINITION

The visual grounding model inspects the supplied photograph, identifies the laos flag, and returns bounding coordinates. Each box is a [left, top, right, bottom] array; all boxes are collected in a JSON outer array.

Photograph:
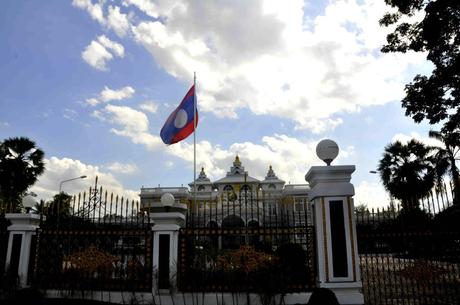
[[160, 85, 198, 145]]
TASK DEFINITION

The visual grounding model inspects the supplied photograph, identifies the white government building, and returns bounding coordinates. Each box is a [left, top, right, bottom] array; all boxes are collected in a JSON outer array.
[[140, 155, 312, 227]]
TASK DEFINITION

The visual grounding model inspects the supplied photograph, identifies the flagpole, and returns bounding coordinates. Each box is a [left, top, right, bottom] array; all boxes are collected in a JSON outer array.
[[193, 72, 197, 213]]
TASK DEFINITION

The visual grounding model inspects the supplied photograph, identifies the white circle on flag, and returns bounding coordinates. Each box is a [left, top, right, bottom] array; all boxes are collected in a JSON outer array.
[[174, 109, 188, 128]]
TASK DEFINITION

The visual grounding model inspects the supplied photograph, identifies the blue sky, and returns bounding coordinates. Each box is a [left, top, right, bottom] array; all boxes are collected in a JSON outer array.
[[0, 0, 437, 207]]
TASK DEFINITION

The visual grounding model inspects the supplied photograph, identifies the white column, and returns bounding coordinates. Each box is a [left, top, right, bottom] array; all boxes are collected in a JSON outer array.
[[150, 206, 186, 294], [305, 165, 364, 305], [5, 213, 42, 287]]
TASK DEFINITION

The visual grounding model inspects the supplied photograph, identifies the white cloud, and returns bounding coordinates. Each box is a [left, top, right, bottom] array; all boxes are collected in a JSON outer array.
[[0, 121, 10, 127], [139, 101, 158, 113], [107, 5, 130, 37], [72, 0, 105, 24], [106, 161, 139, 174], [98, 35, 125, 57], [74, 0, 429, 132], [94, 102, 356, 185], [94, 104, 163, 151], [354, 180, 391, 209], [31, 157, 138, 201], [73, 1, 131, 37], [63, 108, 78, 120], [165, 135, 355, 184], [391, 131, 444, 148], [122, 0, 428, 133], [86, 85, 135, 105], [81, 35, 124, 70], [100, 86, 134, 102]]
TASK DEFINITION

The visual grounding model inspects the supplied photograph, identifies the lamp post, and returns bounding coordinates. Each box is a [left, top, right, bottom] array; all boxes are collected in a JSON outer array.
[[59, 175, 87, 194], [56, 175, 87, 220]]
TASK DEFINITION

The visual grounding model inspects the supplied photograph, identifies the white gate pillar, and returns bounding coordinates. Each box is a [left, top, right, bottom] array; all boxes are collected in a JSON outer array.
[[149, 193, 187, 294], [5, 213, 41, 287], [305, 141, 363, 305]]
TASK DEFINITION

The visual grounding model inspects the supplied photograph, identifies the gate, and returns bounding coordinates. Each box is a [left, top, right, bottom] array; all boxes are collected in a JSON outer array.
[[357, 189, 460, 305], [31, 184, 153, 292], [177, 195, 316, 293]]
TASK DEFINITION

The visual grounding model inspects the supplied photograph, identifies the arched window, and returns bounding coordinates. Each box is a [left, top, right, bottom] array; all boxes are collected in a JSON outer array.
[[241, 184, 251, 192], [197, 185, 205, 191], [247, 220, 260, 246], [222, 215, 245, 227], [223, 185, 233, 192], [222, 215, 245, 249]]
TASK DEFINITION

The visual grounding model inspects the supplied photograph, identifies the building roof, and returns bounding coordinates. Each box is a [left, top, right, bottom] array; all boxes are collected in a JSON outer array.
[[214, 155, 260, 184], [261, 165, 285, 184], [214, 174, 260, 184], [189, 167, 212, 186]]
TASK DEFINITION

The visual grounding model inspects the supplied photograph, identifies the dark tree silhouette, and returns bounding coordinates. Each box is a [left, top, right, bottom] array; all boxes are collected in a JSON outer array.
[[0, 137, 45, 210], [378, 139, 436, 209], [380, 0, 460, 133], [429, 129, 460, 204]]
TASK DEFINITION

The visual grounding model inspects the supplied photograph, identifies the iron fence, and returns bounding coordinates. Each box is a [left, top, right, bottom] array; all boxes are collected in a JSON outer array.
[[30, 181, 153, 292], [357, 187, 460, 305], [177, 196, 316, 293]]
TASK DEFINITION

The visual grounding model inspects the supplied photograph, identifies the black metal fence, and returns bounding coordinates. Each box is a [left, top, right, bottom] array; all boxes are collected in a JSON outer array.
[[31, 183, 153, 293], [357, 187, 460, 305], [177, 194, 316, 293]]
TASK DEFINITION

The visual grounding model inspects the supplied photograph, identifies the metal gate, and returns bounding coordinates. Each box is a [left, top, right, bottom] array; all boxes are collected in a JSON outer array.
[[177, 195, 316, 293], [357, 189, 460, 305], [31, 184, 153, 292]]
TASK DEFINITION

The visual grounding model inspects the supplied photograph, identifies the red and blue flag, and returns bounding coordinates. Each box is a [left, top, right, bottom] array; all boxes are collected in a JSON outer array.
[[160, 85, 198, 145]]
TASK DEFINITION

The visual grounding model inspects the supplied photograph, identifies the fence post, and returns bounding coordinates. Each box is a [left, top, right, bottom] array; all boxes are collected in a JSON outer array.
[[149, 193, 187, 294], [305, 163, 364, 305], [4, 213, 41, 287]]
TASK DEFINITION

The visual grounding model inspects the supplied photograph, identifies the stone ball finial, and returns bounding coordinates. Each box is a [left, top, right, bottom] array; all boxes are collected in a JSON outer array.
[[316, 139, 339, 166], [160, 193, 175, 208]]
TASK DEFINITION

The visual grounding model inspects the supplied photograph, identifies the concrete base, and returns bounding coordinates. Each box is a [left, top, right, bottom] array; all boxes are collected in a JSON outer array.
[[43, 290, 364, 305]]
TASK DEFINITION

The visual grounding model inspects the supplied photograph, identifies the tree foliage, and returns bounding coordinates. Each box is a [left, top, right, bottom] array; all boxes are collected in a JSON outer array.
[[378, 139, 436, 207], [45, 193, 73, 218], [380, 0, 460, 133], [0, 137, 45, 209], [429, 129, 460, 204]]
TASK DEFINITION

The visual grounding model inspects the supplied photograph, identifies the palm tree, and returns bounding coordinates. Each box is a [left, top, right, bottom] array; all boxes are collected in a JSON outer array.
[[378, 139, 436, 210], [0, 137, 45, 211], [428, 129, 460, 205]]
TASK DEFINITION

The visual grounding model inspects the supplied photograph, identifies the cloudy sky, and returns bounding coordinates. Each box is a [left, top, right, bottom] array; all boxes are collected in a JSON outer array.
[[0, 0, 437, 207]]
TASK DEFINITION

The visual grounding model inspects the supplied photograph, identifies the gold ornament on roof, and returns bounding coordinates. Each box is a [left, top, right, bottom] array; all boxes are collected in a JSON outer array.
[[234, 155, 241, 167]]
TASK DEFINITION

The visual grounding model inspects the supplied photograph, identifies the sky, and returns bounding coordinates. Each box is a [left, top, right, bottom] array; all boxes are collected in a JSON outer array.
[[0, 0, 440, 208]]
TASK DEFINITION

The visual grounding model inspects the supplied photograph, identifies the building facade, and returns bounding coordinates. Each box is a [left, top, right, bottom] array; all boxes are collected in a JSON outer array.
[[140, 156, 312, 227]]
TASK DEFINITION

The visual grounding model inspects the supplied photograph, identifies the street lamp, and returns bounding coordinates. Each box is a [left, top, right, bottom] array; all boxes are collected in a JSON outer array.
[[59, 175, 87, 193], [369, 171, 378, 174]]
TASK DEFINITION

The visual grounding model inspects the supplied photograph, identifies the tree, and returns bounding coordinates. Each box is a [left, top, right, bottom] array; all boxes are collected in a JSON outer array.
[[380, 0, 460, 133], [429, 129, 460, 204], [42, 193, 73, 217], [355, 203, 368, 213], [378, 139, 436, 209], [0, 137, 45, 210]]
